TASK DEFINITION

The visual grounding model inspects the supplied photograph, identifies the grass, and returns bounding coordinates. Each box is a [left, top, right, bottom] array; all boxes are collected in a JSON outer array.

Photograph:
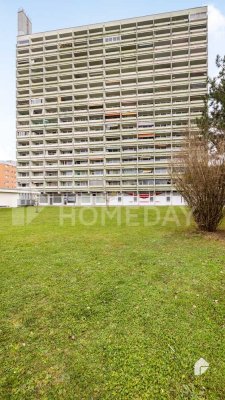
[[0, 206, 224, 400]]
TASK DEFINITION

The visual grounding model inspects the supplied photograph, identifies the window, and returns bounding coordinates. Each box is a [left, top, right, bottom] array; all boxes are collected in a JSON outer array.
[[189, 12, 207, 21], [17, 131, 29, 137], [139, 179, 154, 185], [45, 35, 58, 41], [32, 109, 43, 115], [17, 39, 29, 46], [190, 82, 206, 90], [104, 35, 121, 44], [138, 121, 155, 128], [18, 59, 29, 65], [30, 98, 43, 105]]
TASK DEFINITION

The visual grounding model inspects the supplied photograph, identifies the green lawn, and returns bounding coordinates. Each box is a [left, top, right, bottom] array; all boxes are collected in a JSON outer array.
[[0, 206, 224, 400]]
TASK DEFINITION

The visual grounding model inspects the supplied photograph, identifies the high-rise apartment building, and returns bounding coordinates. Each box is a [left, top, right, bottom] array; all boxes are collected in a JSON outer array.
[[0, 161, 16, 189], [16, 7, 207, 206]]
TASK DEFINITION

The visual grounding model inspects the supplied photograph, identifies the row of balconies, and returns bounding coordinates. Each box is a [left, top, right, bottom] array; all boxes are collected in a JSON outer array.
[[16, 84, 206, 100], [16, 125, 185, 133], [17, 77, 206, 92], [16, 39, 195, 56], [17, 106, 202, 116], [17, 132, 184, 141], [17, 154, 172, 161], [16, 69, 207, 95], [16, 113, 201, 127], [27, 18, 206, 41], [16, 113, 202, 124], [17, 35, 207, 61], [17, 52, 206, 72], [18, 177, 172, 183], [18, 27, 206, 44], [18, 56, 207, 72], [17, 72, 205, 96], [18, 169, 170, 177], [16, 119, 199, 130], [16, 48, 206, 68], [17, 84, 206, 100], [17, 48, 206, 69], [17, 142, 181, 151], [17, 132, 186, 143], [17, 136, 186, 146], [17, 70, 207, 88], [17, 116, 196, 130], [16, 116, 197, 129], [18, 70, 207, 92], [18, 179, 172, 187], [17, 146, 181, 157], [25, 154, 170, 162], [16, 124, 195, 134], [17, 34, 207, 59], [16, 126, 194, 138], [16, 131, 190, 141], [17, 95, 204, 111], [17, 107, 205, 123], [17, 72, 206, 89], [18, 179, 171, 190], [17, 91, 206, 108], [19, 21, 206, 46], [16, 77, 207, 96], [16, 144, 183, 153], [17, 161, 175, 171], [17, 158, 172, 168], [23, 14, 206, 43], [16, 131, 195, 142], [17, 102, 202, 112], [16, 92, 205, 107], [17, 124, 191, 132], [17, 58, 207, 78], [17, 106, 202, 119], [17, 119, 196, 130], [17, 112, 192, 120], [17, 43, 204, 61]]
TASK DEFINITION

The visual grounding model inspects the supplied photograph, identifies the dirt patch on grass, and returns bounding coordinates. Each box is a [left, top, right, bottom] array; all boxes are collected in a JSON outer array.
[[181, 228, 225, 243], [203, 230, 225, 242]]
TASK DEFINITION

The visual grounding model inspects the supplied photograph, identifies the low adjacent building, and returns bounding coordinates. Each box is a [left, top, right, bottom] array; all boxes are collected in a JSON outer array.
[[0, 189, 19, 208], [0, 188, 37, 208]]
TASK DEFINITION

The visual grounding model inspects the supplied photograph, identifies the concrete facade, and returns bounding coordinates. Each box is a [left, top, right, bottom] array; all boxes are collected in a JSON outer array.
[[16, 7, 208, 206]]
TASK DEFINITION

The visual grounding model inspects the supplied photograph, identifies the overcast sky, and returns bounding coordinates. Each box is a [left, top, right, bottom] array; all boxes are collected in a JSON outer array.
[[0, 0, 224, 161]]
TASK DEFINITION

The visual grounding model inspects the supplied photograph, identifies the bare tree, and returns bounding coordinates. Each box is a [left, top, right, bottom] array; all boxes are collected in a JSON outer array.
[[171, 135, 225, 232]]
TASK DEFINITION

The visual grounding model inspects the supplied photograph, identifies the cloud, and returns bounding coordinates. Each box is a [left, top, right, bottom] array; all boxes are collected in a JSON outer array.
[[208, 4, 225, 77]]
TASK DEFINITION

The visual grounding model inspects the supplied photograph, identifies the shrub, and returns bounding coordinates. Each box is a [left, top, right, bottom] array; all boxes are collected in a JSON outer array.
[[172, 136, 225, 232]]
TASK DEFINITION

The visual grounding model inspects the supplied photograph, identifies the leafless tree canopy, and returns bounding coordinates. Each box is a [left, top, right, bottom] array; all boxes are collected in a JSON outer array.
[[171, 135, 225, 232]]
